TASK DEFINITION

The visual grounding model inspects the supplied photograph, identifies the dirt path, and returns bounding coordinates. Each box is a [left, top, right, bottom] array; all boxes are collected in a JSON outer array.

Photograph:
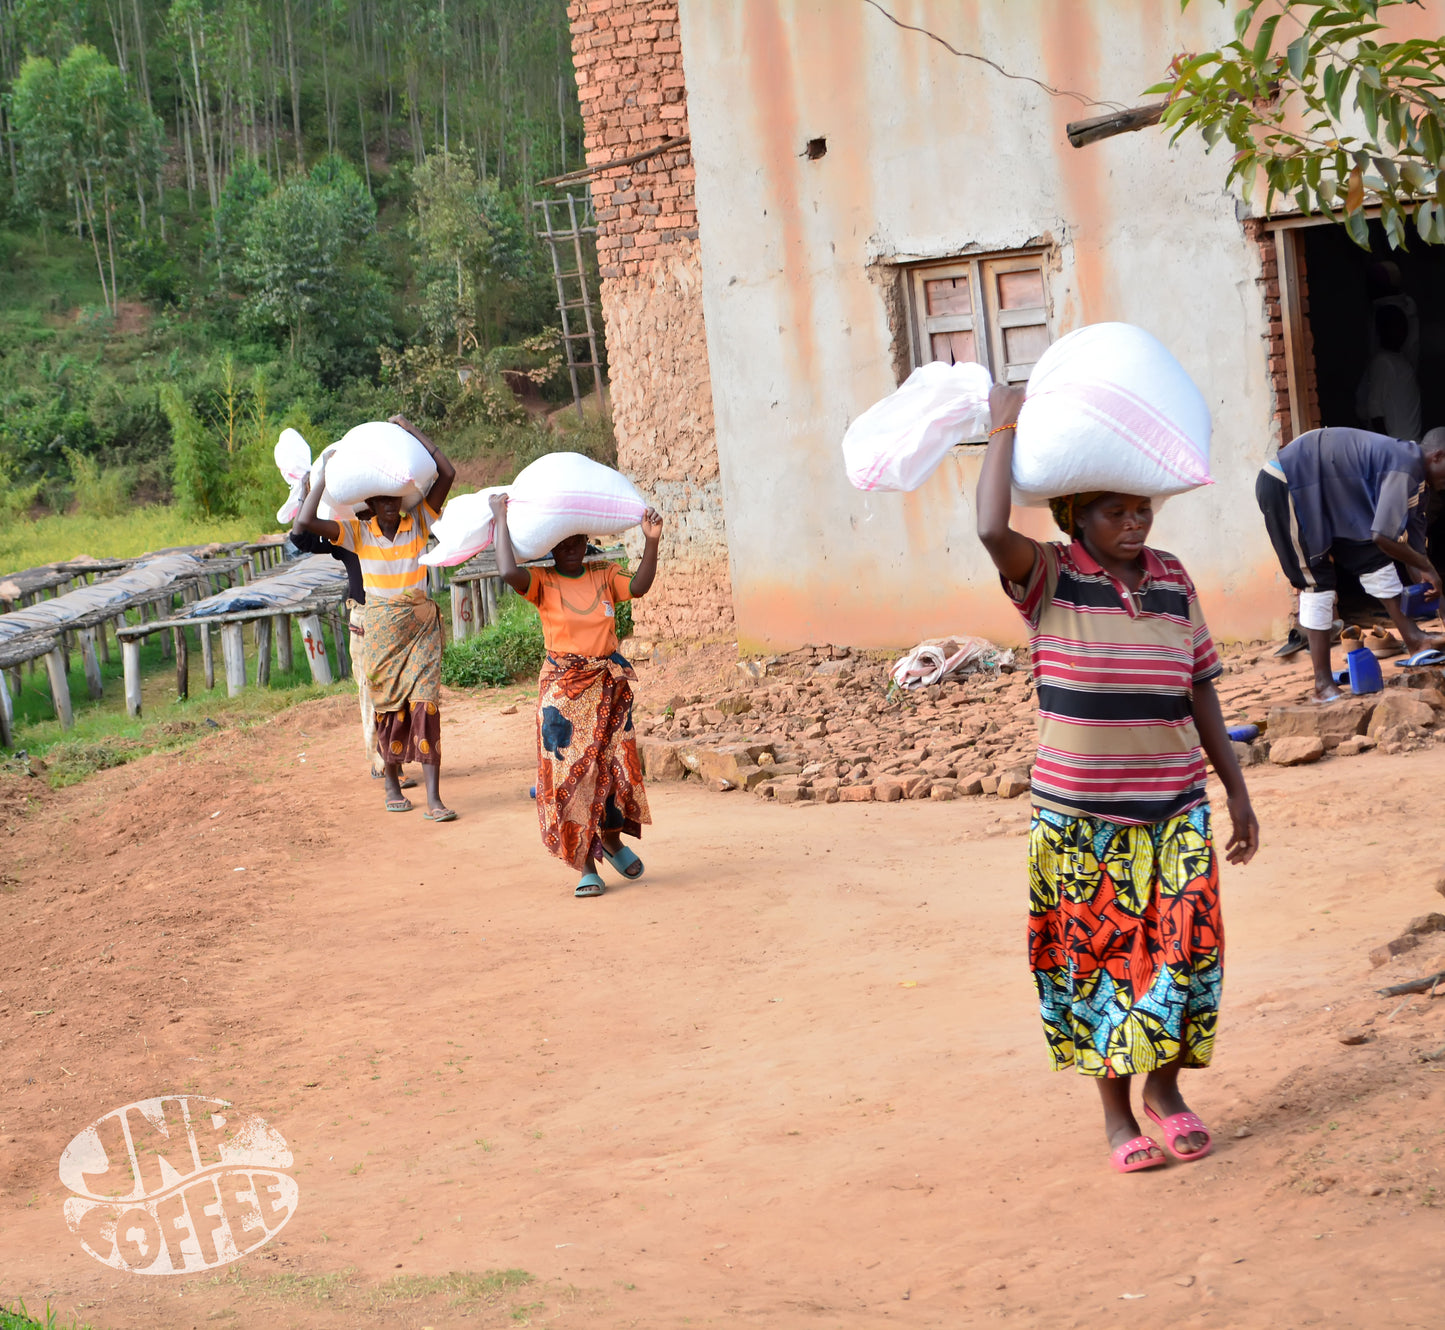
[[2, 687, 1444, 1329]]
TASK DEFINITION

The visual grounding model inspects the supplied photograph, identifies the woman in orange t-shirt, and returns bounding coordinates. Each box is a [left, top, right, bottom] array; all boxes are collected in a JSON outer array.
[[491, 493, 663, 898]]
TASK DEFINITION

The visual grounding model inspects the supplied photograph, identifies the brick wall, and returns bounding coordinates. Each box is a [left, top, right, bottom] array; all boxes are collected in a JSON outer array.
[[1245, 219, 1320, 446], [567, 1, 734, 640]]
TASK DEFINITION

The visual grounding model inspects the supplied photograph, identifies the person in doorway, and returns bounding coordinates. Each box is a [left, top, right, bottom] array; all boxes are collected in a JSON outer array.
[[489, 492, 662, 898], [296, 415, 456, 820], [1256, 426, 1445, 700], [976, 383, 1258, 1174], [289, 476, 416, 791], [1355, 304, 1421, 442]]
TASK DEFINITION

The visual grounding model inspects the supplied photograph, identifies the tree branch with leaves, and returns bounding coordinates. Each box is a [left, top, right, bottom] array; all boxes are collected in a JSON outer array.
[[1152, 0, 1445, 247]]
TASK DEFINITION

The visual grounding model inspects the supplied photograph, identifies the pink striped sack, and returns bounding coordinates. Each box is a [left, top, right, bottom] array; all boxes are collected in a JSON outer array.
[[418, 488, 508, 567], [1012, 323, 1212, 502], [843, 360, 994, 492], [502, 452, 647, 562]]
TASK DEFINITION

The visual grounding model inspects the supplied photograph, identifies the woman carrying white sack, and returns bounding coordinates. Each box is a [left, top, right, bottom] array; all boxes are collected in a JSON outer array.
[[296, 415, 458, 821]]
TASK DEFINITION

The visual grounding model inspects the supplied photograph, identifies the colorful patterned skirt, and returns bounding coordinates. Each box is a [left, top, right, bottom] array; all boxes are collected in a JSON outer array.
[[363, 591, 443, 767], [536, 652, 650, 872], [1028, 804, 1223, 1078]]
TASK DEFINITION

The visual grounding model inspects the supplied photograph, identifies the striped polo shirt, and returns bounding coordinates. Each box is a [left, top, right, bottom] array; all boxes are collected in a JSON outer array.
[[332, 502, 438, 599], [1005, 539, 1222, 826]]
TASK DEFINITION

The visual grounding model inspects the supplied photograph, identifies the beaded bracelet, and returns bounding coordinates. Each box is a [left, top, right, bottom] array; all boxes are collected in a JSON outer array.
[[987, 422, 1018, 437]]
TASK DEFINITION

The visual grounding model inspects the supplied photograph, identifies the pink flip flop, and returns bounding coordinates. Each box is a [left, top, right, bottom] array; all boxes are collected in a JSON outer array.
[[1143, 1104, 1213, 1161], [1110, 1134, 1166, 1173]]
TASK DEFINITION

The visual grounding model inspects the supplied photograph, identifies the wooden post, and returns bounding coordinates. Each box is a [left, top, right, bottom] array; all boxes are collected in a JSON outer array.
[[329, 609, 350, 679], [5, 669, 19, 706], [44, 645, 74, 730], [468, 580, 484, 629], [298, 614, 334, 685], [275, 614, 293, 673], [220, 623, 246, 697], [484, 577, 499, 625], [174, 627, 189, 701], [62, 630, 71, 678], [158, 601, 173, 658], [0, 665, 13, 749], [79, 629, 104, 701], [98, 616, 111, 663], [450, 583, 470, 640], [201, 622, 215, 691], [255, 618, 272, 687], [122, 639, 143, 717]]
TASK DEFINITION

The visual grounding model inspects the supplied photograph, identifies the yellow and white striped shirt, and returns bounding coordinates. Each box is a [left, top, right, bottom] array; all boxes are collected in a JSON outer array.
[[332, 502, 438, 599]]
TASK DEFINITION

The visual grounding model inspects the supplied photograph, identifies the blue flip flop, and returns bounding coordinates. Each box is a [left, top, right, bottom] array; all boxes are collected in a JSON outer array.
[[601, 845, 645, 880], [1395, 648, 1445, 668], [575, 873, 605, 898]]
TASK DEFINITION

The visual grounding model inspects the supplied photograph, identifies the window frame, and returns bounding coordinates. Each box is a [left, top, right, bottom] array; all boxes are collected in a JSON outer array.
[[903, 247, 1054, 440]]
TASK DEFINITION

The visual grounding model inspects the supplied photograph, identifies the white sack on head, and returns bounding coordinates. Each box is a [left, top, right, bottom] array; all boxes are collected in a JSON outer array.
[[1012, 323, 1212, 503], [274, 427, 313, 523], [321, 421, 438, 509], [843, 360, 994, 492], [419, 488, 510, 567], [305, 445, 356, 522], [504, 452, 647, 562]]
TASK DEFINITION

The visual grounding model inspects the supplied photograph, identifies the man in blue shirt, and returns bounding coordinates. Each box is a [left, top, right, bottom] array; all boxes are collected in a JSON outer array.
[[1256, 426, 1445, 701]]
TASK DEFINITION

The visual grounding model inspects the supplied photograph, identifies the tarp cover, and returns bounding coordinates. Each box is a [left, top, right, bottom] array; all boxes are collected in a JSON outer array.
[[0, 554, 204, 645], [187, 554, 346, 616]]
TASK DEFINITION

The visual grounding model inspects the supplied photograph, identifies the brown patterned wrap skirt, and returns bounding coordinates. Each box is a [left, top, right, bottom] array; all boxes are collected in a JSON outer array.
[[536, 652, 650, 871], [364, 590, 443, 767]]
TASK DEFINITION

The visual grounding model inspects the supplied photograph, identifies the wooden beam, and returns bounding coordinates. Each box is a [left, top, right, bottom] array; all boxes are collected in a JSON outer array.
[[43, 645, 73, 730], [1066, 102, 1165, 149], [79, 629, 104, 702], [328, 610, 349, 680], [275, 614, 293, 673], [254, 618, 272, 687], [1274, 227, 1313, 440], [538, 135, 689, 187], [298, 614, 334, 685], [174, 627, 189, 701], [201, 622, 215, 691], [0, 666, 13, 750], [122, 640, 143, 717], [221, 623, 247, 697]]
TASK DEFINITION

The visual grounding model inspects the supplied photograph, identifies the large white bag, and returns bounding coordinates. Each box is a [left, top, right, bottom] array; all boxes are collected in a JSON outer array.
[[505, 452, 646, 561], [274, 428, 313, 523], [1012, 323, 1212, 502], [321, 421, 437, 509], [843, 360, 993, 492], [418, 488, 509, 567]]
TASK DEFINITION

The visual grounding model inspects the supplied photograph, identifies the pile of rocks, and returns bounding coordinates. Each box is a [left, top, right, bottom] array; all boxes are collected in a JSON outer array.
[[633, 640, 1445, 806], [635, 646, 1040, 803]]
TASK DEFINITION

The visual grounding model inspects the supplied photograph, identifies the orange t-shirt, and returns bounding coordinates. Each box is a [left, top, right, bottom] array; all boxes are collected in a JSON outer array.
[[522, 562, 633, 659]]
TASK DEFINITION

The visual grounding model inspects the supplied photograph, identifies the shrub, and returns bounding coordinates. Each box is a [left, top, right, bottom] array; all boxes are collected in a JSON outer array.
[[441, 593, 544, 688], [65, 448, 132, 517]]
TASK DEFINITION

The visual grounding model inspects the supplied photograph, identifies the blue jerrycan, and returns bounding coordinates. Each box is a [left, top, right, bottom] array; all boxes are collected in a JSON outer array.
[[1345, 644, 1383, 695]]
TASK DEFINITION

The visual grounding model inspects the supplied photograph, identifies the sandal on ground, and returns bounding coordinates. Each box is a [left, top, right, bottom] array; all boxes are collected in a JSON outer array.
[[601, 844, 645, 880], [1396, 647, 1445, 668], [423, 807, 457, 823], [386, 797, 414, 813], [1110, 1135, 1167, 1173], [575, 873, 605, 898], [1143, 1104, 1213, 1161]]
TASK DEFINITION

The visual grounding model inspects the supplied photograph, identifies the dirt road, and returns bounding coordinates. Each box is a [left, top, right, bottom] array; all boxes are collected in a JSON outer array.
[[2, 686, 1443, 1328]]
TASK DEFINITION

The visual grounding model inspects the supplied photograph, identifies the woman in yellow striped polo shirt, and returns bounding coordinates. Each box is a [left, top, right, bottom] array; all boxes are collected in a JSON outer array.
[[296, 416, 457, 821]]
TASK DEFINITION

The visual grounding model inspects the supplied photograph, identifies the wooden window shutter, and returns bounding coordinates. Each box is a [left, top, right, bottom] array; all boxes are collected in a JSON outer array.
[[910, 265, 980, 367], [981, 256, 1050, 384]]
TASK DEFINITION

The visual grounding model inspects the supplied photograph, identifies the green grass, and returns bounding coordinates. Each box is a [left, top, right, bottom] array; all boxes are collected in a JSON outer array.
[[0, 507, 255, 574], [0, 1301, 94, 1330], [441, 591, 546, 687], [4, 612, 352, 782]]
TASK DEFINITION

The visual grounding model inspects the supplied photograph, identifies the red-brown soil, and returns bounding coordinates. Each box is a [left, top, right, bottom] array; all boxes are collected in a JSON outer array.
[[2, 657, 1444, 1328]]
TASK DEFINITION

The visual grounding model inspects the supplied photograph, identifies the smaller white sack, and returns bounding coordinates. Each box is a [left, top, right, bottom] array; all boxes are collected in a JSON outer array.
[[322, 421, 438, 508], [843, 359, 994, 492], [274, 427, 313, 523], [505, 452, 646, 561], [307, 445, 356, 522], [1012, 323, 1212, 502], [419, 488, 509, 567]]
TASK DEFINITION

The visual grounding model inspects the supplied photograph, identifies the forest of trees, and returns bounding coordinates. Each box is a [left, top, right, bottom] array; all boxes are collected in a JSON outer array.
[[0, 0, 600, 522]]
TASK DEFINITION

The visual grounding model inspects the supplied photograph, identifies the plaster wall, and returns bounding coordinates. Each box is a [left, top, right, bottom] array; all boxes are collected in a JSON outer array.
[[676, 0, 1296, 649]]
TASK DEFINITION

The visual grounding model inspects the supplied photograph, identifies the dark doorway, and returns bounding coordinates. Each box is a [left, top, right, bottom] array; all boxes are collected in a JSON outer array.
[[1299, 219, 1445, 602]]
